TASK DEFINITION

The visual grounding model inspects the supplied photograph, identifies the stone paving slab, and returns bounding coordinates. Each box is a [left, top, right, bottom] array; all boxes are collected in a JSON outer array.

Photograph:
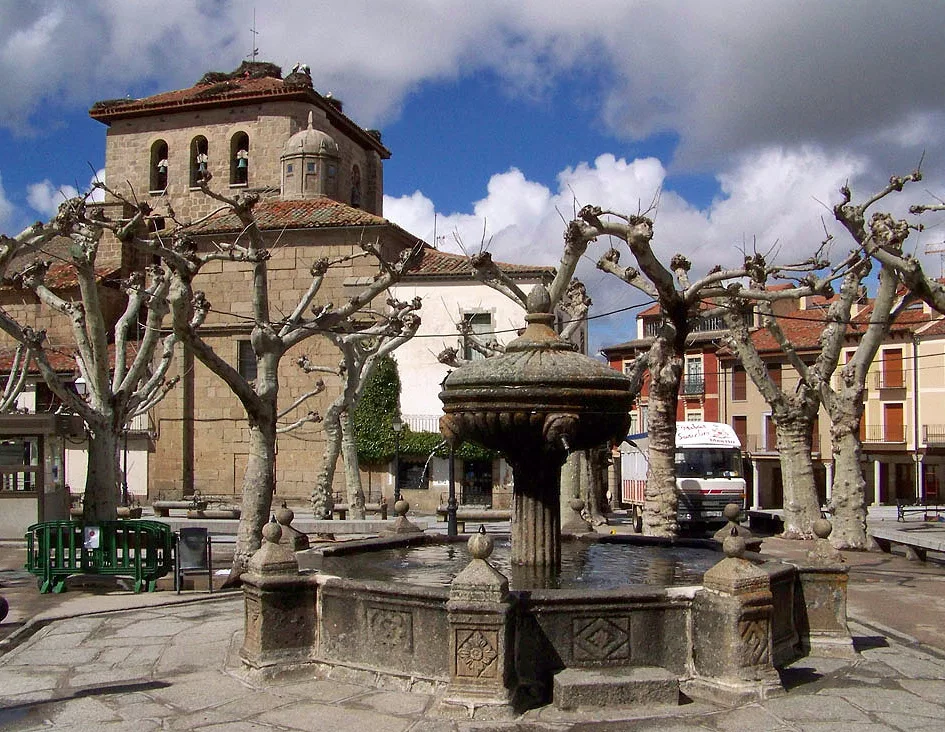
[[4, 599, 945, 731], [6, 531, 945, 730]]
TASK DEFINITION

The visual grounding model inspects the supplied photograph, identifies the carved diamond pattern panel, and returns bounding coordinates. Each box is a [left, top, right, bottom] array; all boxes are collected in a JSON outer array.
[[367, 607, 413, 652], [455, 629, 499, 678], [739, 618, 769, 666], [573, 616, 630, 662]]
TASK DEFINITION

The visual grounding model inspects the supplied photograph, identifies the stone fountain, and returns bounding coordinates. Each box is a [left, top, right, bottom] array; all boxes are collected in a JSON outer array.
[[439, 284, 634, 568], [238, 288, 856, 717]]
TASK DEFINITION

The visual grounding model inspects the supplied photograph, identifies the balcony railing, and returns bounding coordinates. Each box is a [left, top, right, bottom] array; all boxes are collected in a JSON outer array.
[[862, 424, 907, 443], [869, 371, 906, 390], [402, 414, 443, 433], [746, 432, 821, 454], [125, 411, 153, 435], [924, 425, 945, 445], [682, 376, 705, 396]]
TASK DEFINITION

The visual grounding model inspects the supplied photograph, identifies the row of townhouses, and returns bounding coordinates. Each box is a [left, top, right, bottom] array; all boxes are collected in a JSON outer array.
[[602, 293, 945, 510]]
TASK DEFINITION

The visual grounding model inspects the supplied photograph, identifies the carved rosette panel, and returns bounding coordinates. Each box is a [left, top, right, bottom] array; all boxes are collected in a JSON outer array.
[[739, 617, 770, 666], [572, 617, 630, 662], [455, 629, 499, 678], [367, 606, 413, 651]]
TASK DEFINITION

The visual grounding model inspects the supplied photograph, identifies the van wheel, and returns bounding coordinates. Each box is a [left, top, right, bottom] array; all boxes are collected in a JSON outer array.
[[632, 506, 643, 534]]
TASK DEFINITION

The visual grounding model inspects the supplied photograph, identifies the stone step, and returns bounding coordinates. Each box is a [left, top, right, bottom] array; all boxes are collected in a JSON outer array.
[[553, 666, 679, 710]]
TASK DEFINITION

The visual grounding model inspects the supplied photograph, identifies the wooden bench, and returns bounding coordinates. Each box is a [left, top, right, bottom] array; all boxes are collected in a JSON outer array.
[[896, 499, 945, 522], [435, 507, 511, 533]]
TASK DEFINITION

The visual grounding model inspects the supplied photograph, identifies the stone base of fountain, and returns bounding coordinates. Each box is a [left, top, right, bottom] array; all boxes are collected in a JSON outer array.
[[239, 522, 855, 717]]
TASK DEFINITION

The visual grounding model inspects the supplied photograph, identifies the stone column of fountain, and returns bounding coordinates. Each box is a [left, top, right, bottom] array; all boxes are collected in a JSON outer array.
[[439, 285, 634, 569]]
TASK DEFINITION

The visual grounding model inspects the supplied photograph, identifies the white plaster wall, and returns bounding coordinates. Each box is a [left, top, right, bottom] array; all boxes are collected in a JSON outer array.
[[64, 437, 149, 502], [390, 280, 533, 418]]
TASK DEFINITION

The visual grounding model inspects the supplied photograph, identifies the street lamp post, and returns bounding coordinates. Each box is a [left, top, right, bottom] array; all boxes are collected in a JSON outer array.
[[447, 444, 458, 537], [392, 416, 403, 504]]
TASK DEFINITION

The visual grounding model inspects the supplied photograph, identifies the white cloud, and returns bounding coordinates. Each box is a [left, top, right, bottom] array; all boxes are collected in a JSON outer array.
[[25, 169, 105, 219], [1, 2, 942, 179], [385, 144, 927, 351], [0, 171, 14, 231]]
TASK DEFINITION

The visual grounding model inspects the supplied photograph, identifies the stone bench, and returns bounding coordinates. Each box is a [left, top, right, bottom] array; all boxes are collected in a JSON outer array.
[[153, 500, 207, 517], [187, 508, 241, 520], [331, 502, 387, 521], [870, 525, 945, 561], [435, 507, 511, 533]]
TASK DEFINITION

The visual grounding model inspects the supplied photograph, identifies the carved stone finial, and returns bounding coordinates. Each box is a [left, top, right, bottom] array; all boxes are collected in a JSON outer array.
[[468, 525, 494, 560], [813, 518, 832, 540], [262, 518, 282, 545], [723, 534, 747, 559], [394, 499, 410, 517], [807, 518, 844, 564], [526, 284, 552, 315]]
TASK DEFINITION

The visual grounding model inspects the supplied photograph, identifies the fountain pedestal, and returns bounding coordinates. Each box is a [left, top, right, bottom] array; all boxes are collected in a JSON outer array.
[[440, 285, 634, 569]]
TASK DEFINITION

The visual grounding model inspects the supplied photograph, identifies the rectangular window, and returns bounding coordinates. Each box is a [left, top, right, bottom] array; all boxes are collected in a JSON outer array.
[[764, 414, 777, 451], [238, 341, 257, 381], [732, 366, 747, 401], [683, 355, 704, 395], [882, 348, 904, 388], [884, 403, 905, 442], [732, 416, 748, 449], [768, 363, 782, 389], [462, 312, 494, 361]]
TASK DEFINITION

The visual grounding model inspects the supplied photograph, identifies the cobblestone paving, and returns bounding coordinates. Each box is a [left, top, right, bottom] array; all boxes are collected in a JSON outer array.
[[2, 596, 945, 731]]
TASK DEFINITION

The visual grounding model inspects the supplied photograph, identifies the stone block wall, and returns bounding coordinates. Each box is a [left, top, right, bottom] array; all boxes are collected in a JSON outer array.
[[101, 99, 383, 222], [147, 228, 404, 503]]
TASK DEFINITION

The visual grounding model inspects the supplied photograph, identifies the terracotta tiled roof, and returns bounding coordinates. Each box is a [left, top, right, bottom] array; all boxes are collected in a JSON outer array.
[[89, 68, 389, 157], [0, 346, 76, 373], [403, 247, 552, 280], [0, 263, 121, 293], [747, 308, 829, 353], [186, 197, 393, 235]]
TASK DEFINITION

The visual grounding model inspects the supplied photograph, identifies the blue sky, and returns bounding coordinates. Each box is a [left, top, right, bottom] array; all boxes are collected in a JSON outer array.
[[2, 1, 944, 353]]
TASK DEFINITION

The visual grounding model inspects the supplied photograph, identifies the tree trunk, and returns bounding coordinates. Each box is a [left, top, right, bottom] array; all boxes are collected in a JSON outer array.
[[644, 348, 681, 537], [83, 427, 121, 522], [775, 415, 821, 539], [830, 424, 872, 550], [311, 404, 342, 519], [227, 415, 277, 585], [340, 409, 366, 519]]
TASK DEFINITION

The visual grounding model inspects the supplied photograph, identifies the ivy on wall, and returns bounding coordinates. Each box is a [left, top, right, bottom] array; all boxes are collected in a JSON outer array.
[[354, 355, 497, 464]]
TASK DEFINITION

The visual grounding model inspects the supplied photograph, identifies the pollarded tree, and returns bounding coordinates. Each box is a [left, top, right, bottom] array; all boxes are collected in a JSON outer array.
[[135, 182, 422, 580], [721, 249, 865, 540], [0, 194, 178, 521], [815, 173, 923, 548], [566, 205, 828, 537], [303, 296, 421, 519]]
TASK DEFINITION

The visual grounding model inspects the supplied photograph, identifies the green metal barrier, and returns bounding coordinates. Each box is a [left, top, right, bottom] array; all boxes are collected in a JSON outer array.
[[26, 520, 174, 594]]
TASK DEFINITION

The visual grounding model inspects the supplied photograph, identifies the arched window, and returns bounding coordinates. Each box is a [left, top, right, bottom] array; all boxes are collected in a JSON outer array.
[[230, 132, 249, 185], [350, 165, 361, 208], [150, 140, 168, 192], [190, 136, 209, 187]]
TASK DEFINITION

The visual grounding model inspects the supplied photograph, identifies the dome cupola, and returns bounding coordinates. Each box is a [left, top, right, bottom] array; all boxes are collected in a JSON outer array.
[[281, 111, 341, 200]]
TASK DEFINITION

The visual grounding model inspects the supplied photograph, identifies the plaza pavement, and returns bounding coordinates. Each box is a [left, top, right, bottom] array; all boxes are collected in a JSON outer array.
[[3, 519, 945, 730]]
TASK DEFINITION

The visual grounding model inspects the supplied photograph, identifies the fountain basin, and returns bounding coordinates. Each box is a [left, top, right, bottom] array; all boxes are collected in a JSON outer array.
[[240, 529, 847, 713]]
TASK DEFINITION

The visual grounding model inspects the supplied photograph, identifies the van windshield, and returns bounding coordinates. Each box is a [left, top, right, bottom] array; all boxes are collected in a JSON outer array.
[[674, 448, 743, 479]]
